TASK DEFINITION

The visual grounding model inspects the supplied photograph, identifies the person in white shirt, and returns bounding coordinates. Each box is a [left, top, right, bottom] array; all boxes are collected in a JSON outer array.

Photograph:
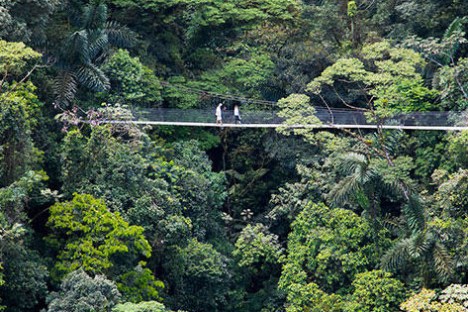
[[234, 104, 241, 124], [216, 103, 223, 124]]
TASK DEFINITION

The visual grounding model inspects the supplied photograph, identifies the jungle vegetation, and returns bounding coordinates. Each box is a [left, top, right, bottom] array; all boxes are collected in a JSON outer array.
[[0, 0, 467, 311]]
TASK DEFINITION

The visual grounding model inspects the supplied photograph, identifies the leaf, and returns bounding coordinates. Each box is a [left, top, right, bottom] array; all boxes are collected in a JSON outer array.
[[54, 70, 78, 106], [402, 195, 426, 234], [76, 63, 110, 91]]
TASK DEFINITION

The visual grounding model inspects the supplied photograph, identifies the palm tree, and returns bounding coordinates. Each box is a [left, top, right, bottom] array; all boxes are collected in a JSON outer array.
[[327, 152, 400, 254], [381, 195, 453, 287], [329, 153, 453, 286], [328, 152, 379, 211], [54, 1, 133, 107]]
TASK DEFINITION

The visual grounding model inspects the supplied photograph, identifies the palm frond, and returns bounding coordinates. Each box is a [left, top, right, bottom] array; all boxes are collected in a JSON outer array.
[[105, 21, 135, 48], [87, 32, 109, 60], [381, 214, 403, 236], [67, 3, 84, 28], [409, 232, 431, 258], [433, 241, 453, 283], [442, 17, 467, 64], [443, 17, 464, 39], [328, 152, 376, 208], [453, 253, 468, 278], [76, 63, 109, 92], [54, 70, 78, 107], [339, 152, 368, 176], [381, 238, 413, 272], [402, 194, 426, 234], [65, 31, 91, 65], [224, 169, 244, 182], [382, 130, 406, 156], [82, 2, 108, 30], [354, 188, 370, 210], [54, 1, 132, 108], [328, 175, 364, 206]]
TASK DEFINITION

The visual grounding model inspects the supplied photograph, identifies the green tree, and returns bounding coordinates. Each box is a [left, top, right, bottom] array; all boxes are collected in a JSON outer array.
[[404, 17, 468, 110], [0, 235, 49, 312], [198, 50, 275, 99], [447, 131, 468, 168], [47, 193, 152, 278], [0, 170, 47, 223], [117, 263, 164, 303], [429, 171, 468, 281], [0, 84, 44, 186], [60, 126, 154, 211], [102, 49, 162, 106], [400, 288, 465, 312], [0, 212, 25, 312], [0, 40, 41, 82], [381, 195, 454, 287], [0, 171, 49, 311], [0, 0, 59, 43], [0, 40, 43, 186], [163, 238, 229, 311], [307, 41, 438, 118], [436, 58, 468, 110], [113, 301, 172, 312], [0, 266, 4, 311], [436, 169, 468, 218], [170, 140, 226, 239], [345, 270, 406, 312], [279, 202, 387, 311], [233, 224, 282, 272], [61, 124, 225, 242], [277, 93, 322, 142], [328, 152, 415, 250], [373, 0, 467, 39], [233, 224, 284, 312], [300, 0, 350, 49], [46, 270, 120, 312], [109, 0, 301, 58]]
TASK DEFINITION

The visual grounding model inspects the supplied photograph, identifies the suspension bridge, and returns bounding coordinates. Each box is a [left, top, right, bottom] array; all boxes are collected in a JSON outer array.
[[101, 107, 468, 131], [93, 82, 468, 131]]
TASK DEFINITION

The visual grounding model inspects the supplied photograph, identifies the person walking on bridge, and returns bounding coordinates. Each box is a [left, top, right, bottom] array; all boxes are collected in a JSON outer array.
[[234, 103, 242, 124], [216, 103, 223, 124]]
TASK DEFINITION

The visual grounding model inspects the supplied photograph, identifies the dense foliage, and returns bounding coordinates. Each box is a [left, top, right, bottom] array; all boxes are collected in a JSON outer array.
[[0, 0, 467, 311]]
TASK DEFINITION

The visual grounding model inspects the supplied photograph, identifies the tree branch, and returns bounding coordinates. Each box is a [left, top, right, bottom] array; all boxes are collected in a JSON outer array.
[[6, 64, 47, 95], [333, 88, 370, 112]]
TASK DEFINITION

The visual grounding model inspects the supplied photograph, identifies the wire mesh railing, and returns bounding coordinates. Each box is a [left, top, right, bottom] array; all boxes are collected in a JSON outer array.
[[125, 107, 463, 129], [84, 105, 468, 131]]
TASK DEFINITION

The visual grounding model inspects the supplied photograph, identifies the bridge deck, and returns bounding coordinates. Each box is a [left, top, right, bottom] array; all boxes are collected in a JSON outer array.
[[111, 120, 468, 131]]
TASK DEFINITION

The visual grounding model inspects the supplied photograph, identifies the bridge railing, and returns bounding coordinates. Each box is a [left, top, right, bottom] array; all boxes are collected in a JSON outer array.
[[130, 108, 458, 128]]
